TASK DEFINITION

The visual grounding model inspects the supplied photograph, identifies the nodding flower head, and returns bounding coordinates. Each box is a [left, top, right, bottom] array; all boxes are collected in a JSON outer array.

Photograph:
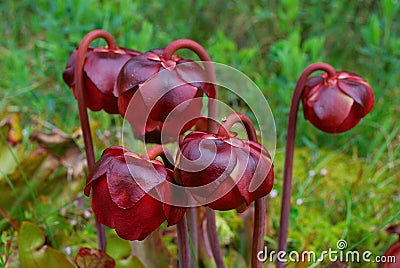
[[174, 131, 274, 211], [302, 71, 374, 133], [115, 48, 212, 143], [84, 146, 185, 241], [63, 46, 140, 114]]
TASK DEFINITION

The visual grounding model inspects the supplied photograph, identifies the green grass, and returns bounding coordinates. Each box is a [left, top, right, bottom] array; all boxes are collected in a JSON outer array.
[[0, 0, 399, 267]]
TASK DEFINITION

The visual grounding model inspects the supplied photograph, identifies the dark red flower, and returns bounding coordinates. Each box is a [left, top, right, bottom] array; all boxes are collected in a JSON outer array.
[[174, 131, 274, 211], [379, 223, 400, 268], [302, 71, 374, 133], [63, 46, 141, 114], [115, 49, 211, 143], [84, 146, 185, 241]]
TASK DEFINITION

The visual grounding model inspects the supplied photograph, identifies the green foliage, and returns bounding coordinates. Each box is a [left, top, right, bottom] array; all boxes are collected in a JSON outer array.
[[107, 232, 145, 268], [18, 221, 74, 268], [268, 148, 399, 264], [1, 0, 398, 156], [216, 211, 242, 246]]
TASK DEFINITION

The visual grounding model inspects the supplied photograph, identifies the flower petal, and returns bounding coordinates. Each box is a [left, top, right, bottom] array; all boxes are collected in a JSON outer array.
[[160, 97, 203, 140], [62, 47, 94, 89], [230, 145, 258, 204], [84, 146, 128, 196], [125, 155, 168, 191], [175, 60, 213, 96], [304, 75, 325, 98], [207, 181, 246, 210], [84, 50, 134, 96], [163, 202, 186, 226], [106, 158, 146, 209], [115, 53, 161, 96], [178, 136, 236, 190], [84, 75, 113, 112], [338, 79, 374, 115], [312, 87, 354, 127], [334, 103, 363, 133], [91, 178, 117, 228], [149, 83, 202, 122], [113, 194, 165, 241], [154, 170, 187, 225]]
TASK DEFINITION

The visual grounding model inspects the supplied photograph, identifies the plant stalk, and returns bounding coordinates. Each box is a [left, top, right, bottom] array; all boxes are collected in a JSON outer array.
[[206, 208, 226, 268], [164, 39, 223, 267], [143, 145, 191, 268], [276, 62, 336, 268], [187, 208, 198, 268], [143, 144, 168, 161], [220, 112, 266, 268], [74, 29, 117, 251], [177, 209, 191, 268]]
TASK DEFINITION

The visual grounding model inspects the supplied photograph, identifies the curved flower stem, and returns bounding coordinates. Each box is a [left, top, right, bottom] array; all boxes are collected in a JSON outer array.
[[220, 113, 257, 140], [143, 145, 190, 268], [143, 145, 175, 170], [276, 63, 336, 268], [74, 29, 117, 251], [164, 39, 223, 267], [142, 144, 169, 161], [75, 29, 117, 170], [221, 113, 265, 268]]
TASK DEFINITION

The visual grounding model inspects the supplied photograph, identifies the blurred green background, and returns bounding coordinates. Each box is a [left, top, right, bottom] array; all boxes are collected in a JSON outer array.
[[0, 0, 399, 267]]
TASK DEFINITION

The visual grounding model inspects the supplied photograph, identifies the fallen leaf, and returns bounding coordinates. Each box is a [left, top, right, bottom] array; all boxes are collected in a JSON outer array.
[[75, 247, 115, 268], [0, 112, 23, 145], [31, 128, 85, 178]]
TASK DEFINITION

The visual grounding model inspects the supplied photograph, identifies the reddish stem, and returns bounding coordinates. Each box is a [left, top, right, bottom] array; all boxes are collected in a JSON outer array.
[[252, 199, 265, 268], [198, 212, 215, 267], [177, 213, 190, 268], [220, 113, 257, 140], [75, 30, 117, 170], [276, 63, 336, 268], [206, 208, 226, 268], [143, 145, 190, 268], [187, 208, 198, 268], [164, 39, 222, 267], [74, 29, 117, 251], [142, 145, 167, 160], [221, 113, 265, 268]]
